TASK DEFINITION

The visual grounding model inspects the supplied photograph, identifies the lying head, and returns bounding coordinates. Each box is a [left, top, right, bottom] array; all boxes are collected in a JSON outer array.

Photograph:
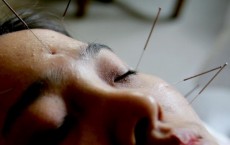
[[0, 9, 217, 145]]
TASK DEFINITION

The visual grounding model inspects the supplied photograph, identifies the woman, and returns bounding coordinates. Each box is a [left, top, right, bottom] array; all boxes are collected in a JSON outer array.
[[0, 9, 218, 145]]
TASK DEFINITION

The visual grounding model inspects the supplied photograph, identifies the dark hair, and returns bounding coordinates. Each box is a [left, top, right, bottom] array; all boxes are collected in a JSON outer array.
[[0, 9, 70, 36]]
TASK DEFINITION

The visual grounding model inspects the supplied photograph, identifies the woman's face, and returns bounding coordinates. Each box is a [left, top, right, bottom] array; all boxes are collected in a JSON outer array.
[[0, 29, 217, 145]]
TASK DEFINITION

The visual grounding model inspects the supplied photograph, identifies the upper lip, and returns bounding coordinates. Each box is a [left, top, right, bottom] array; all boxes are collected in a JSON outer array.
[[134, 118, 205, 145], [143, 125, 203, 145], [172, 128, 203, 145]]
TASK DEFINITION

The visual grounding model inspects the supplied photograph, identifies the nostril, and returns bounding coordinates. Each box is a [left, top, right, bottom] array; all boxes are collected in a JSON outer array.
[[134, 101, 164, 145], [134, 117, 150, 145], [157, 104, 163, 121]]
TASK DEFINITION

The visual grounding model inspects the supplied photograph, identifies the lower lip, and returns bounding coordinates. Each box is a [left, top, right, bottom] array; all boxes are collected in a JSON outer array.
[[181, 139, 201, 145], [174, 129, 202, 145]]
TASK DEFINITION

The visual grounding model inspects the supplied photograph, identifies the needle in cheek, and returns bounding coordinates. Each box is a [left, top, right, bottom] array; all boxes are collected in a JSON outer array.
[[184, 84, 200, 98], [174, 65, 223, 85], [190, 62, 228, 104]]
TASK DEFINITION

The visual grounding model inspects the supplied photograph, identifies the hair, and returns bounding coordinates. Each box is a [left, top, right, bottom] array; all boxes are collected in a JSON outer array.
[[0, 8, 70, 36]]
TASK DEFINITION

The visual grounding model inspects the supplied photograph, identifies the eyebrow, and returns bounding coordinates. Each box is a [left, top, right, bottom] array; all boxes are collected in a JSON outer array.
[[2, 80, 46, 136], [85, 43, 112, 57]]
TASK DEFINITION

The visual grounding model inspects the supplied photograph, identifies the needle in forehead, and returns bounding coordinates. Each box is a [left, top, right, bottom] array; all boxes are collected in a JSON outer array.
[[2, 0, 51, 53], [62, 0, 72, 20], [135, 7, 161, 71]]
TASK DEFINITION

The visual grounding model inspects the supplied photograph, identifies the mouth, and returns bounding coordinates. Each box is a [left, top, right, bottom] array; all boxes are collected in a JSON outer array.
[[134, 118, 204, 145], [173, 128, 203, 145]]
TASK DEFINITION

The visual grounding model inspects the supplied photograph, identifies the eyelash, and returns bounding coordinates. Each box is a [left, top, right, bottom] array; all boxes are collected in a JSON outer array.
[[114, 70, 137, 82]]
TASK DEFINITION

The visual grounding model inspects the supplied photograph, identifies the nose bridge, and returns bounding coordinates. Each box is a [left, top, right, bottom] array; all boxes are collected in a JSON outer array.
[[66, 84, 169, 145], [106, 91, 159, 122]]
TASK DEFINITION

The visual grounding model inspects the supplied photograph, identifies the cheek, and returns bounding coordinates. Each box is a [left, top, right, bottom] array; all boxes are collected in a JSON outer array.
[[137, 74, 198, 119], [10, 95, 67, 137], [26, 95, 67, 129], [150, 83, 200, 122], [5, 96, 67, 145]]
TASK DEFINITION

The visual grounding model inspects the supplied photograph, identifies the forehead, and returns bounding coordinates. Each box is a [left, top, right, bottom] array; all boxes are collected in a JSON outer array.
[[0, 29, 86, 71], [0, 29, 116, 88], [0, 29, 86, 89], [0, 29, 85, 55]]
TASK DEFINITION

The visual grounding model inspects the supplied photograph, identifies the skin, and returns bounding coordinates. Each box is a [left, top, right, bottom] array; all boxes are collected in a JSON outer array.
[[0, 29, 218, 145]]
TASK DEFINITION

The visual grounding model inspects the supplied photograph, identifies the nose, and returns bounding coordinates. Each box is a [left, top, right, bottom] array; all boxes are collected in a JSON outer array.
[[95, 91, 172, 145]]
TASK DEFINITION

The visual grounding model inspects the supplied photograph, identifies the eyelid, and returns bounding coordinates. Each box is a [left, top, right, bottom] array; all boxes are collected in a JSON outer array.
[[114, 70, 137, 82]]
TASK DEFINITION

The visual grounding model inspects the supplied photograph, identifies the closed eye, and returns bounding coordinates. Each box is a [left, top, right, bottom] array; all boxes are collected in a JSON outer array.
[[114, 70, 137, 82]]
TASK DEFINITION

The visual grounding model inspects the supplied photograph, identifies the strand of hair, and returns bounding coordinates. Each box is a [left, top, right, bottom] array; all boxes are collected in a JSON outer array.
[[135, 7, 161, 71]]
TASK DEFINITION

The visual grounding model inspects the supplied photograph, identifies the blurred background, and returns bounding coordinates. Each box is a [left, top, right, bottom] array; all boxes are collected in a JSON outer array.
[[1, 0, 230, 141]]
